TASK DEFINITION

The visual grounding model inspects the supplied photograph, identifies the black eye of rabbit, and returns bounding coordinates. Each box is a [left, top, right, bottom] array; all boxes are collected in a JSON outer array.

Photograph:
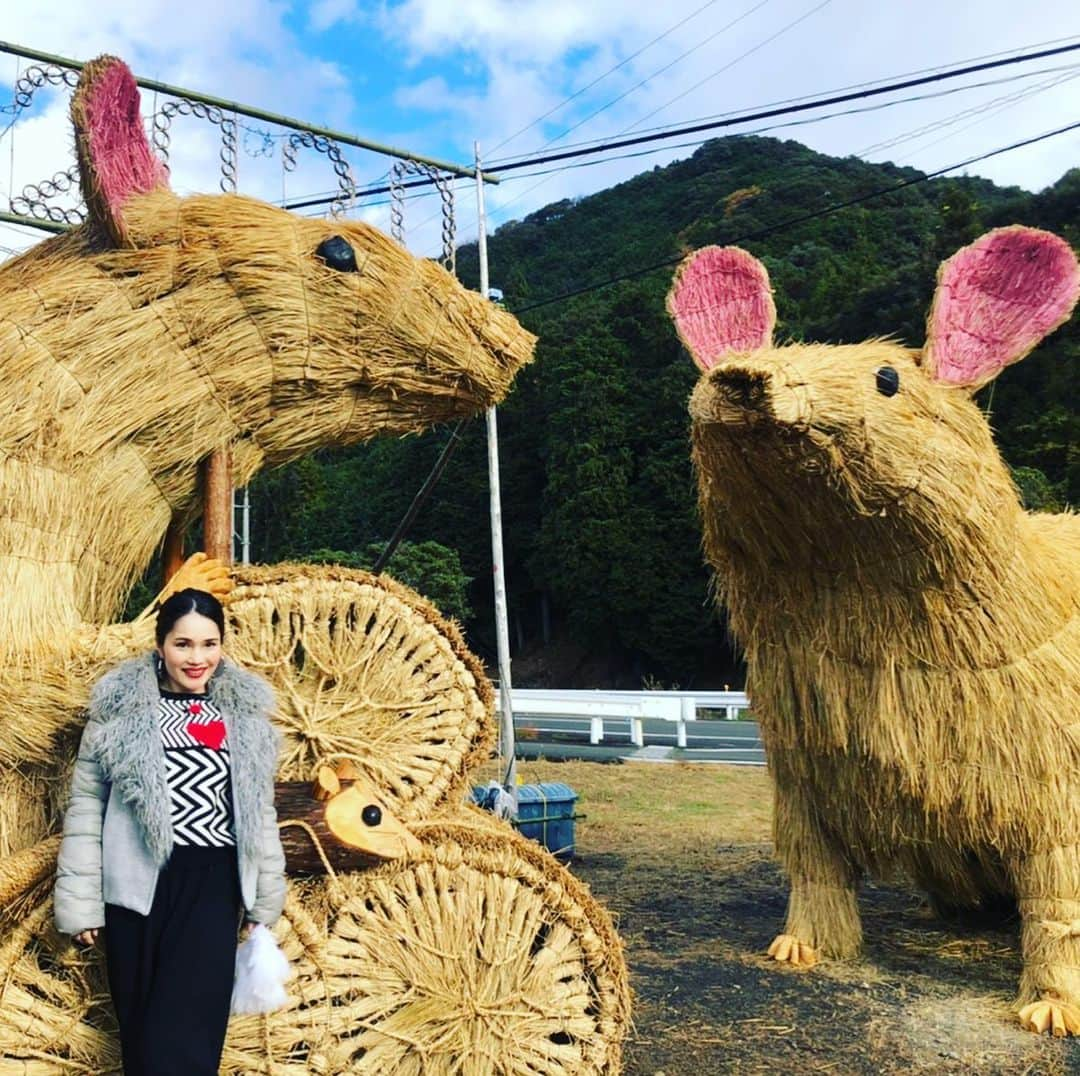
[[315, 236, 358, 272], [875, 366, 900, 397]]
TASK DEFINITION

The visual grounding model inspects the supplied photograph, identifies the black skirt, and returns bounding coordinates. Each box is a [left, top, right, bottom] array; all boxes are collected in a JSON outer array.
[[104, 845, 241, 1076]]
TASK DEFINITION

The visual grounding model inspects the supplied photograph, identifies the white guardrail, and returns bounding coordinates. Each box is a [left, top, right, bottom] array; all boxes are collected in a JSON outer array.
[[508, 689, 750, 748]]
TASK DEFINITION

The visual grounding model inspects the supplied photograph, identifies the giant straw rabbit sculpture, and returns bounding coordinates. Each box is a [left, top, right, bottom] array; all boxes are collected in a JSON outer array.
[[667, 228, 1080, 1036]]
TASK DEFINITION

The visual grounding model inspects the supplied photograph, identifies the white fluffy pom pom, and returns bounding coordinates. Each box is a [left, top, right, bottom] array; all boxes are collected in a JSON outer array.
[[231, 924, 291, 1015]]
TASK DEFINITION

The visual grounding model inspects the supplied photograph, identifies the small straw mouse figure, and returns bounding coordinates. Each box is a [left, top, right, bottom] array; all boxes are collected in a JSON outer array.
[[667, 227, 1080, 1035]]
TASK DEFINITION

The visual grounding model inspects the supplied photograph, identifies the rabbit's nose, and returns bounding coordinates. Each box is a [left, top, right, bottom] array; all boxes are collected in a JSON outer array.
[[712, 368, 769, 411]]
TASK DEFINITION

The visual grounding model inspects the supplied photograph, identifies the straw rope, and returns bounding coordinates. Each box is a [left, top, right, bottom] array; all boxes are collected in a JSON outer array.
[[0, 837, 60, 910]]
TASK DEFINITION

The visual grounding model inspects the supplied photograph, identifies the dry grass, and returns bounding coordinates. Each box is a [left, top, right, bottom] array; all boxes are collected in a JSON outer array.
[[492, 760, 1080, 1074], [0, 53, 535, 775], [504, 759, 773, 862]]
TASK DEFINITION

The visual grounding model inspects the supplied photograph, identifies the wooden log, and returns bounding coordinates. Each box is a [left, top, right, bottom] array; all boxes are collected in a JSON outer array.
[[275, 780, 421, 875], [202, 449, 233, 563]]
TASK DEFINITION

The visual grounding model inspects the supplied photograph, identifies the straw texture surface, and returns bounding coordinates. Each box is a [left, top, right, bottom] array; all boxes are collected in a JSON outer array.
[[0, 50, 534, 656], [226, 563, 496, 820], [0, 821, 630, 1074], [0, 54, 627, 1073], [669, 228, 1080, 1026]]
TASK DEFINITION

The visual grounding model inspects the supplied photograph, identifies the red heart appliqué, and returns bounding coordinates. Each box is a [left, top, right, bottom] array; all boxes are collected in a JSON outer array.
[[187, 720, 226, 751]]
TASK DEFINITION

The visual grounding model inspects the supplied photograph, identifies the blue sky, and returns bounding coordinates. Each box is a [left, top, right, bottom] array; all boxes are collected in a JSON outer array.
[[1, 1, 1078, 259]]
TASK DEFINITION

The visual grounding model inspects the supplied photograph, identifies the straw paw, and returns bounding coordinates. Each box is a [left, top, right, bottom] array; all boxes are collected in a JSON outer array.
[[1019, 999, 1080, 1037], [157, 552, 234, 605], [767, 933, 819, 968]]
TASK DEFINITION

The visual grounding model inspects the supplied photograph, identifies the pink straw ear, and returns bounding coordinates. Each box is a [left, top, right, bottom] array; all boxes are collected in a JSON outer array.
[[923, 226, 1080, 390], [667, 246, 775, 371], [71, 55, 170, 244]]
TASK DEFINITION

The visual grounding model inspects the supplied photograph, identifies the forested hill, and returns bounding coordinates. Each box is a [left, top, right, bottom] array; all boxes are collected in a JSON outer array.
[[247, 135, 1079, 687]]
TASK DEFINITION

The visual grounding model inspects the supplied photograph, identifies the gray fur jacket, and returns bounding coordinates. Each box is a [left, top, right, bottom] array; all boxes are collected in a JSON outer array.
[[54, 653, 286, 935]]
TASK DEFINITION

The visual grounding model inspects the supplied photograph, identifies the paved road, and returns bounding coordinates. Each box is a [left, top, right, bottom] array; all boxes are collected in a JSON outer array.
[[511, 715, 765, 765]]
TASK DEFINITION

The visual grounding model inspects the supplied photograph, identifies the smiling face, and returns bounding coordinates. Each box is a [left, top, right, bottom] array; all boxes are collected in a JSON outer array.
[[157, 611, 223, 695]]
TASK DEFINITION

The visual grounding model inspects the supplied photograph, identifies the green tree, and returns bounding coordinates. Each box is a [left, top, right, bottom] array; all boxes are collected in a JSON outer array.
[[303, 540, 472, 622]]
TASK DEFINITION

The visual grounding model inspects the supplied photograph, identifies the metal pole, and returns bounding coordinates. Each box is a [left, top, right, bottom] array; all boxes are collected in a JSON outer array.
[[241, 487, 251, 565], [476, 142, 517, 802], [232, 487, 251, 565], [0, 209, 66, 234]]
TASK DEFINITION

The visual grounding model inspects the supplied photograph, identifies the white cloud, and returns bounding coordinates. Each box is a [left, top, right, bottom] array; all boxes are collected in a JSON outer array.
[[381, 0, 671, 64], [370, 0, 1080, 259], [307, 0, 362, 34], [0, 0, 368, 258]]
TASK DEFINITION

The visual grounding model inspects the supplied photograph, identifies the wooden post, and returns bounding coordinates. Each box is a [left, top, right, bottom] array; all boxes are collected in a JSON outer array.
[[203, 449, 233, 564]]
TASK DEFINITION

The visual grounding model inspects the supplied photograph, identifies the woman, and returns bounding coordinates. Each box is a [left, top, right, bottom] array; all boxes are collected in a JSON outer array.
[[54, 587, 286, 1076]]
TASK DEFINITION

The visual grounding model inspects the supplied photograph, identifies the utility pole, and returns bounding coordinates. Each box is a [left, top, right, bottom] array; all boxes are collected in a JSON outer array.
[[234, 486, 251, 564], [475, 142, 517, 803]]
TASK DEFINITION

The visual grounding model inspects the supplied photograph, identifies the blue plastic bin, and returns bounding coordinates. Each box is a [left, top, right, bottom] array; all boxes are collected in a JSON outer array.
[[516, 782, 578, 860], [472, 782, 579, 861]]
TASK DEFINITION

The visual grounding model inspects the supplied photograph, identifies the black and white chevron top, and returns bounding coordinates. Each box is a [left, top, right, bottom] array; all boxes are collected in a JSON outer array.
[[158, 691, 236, 847]]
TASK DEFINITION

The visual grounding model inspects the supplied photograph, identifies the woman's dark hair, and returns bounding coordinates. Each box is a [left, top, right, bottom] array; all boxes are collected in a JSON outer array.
[[155, 588, 226, 646]]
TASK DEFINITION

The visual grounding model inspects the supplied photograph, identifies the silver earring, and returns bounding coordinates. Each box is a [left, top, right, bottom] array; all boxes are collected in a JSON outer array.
[[154, 653, 165, 678]]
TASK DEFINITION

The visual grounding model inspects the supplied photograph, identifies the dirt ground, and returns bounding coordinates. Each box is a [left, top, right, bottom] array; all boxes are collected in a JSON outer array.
[[509, 759, 1080, 1076]]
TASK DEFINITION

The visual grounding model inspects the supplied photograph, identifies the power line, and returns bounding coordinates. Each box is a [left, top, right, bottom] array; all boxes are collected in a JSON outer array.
[[620, 0, 833, 135], [518, 33, 1080, 157], [538, 0, 776, 152], [466, 41, 1080, 242], [406, 65, 1073, 262], [293, 40, 1080, 221], [859, 67, 1080, 158], [487, 42, 1080, 176], [481, 62, 1080, 187], [282, 37, 1078, 213], [507, 119, 1080, 316], [485, 0, 726, 159]]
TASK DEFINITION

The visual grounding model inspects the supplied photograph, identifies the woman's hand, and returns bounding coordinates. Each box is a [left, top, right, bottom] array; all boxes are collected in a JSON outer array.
[[240, 920, 258, 940], [73, 929, 100, 947]]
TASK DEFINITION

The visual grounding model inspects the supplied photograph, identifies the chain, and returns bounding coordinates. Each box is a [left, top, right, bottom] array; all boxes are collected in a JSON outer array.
[[242, 125, 275, 159], [3, 65, 85, 222], [220, 113, 237, 193], [152, 98, 237, 192], [389, 160, 456, 273], [9, 165, 85, 224], [282, 132, 356, 217], [2, 64, 78, 115]]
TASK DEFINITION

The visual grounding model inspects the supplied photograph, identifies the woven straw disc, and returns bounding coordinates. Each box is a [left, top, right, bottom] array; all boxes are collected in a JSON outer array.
[[240, 816, 630, 1074], [0, 896, 120, 1075], [230, 818, 631, 1075], [225, 564, 495, 820]]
